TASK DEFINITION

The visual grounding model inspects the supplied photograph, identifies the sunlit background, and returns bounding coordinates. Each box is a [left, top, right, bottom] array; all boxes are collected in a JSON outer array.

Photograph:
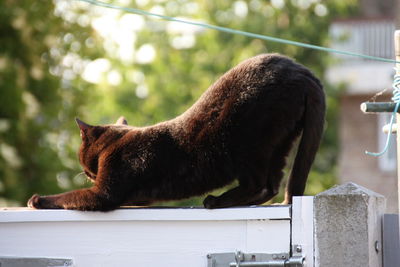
[[1, 0, 398, 210]]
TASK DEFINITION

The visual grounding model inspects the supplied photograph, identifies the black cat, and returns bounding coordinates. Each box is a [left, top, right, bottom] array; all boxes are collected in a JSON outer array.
[[28, 53, 325, 211]]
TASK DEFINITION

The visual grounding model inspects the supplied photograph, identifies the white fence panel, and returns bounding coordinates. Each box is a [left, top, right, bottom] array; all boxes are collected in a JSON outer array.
[[0, 206, 292, 267]]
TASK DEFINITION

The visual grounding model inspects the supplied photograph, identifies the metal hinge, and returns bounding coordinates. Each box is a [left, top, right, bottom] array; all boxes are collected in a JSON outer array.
[[207, 248, 304, 267]]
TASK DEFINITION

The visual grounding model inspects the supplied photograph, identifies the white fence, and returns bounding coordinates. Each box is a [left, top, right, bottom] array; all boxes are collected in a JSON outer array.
[[0, 183, 397, 267]]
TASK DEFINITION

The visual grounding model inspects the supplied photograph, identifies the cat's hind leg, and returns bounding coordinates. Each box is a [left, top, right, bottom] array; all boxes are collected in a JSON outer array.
[[203, 186, 254, 208], [203, 160, 273, 208], [203, 183, 279, 208], [240, 188, 278, 206], [203, 133, 301, 209], [251, 130, 301, 205], [238, 131, 301, 206]]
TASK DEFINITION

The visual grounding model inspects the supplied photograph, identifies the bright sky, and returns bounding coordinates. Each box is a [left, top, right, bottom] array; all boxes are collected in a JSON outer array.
[[54, 0, 327, 86]]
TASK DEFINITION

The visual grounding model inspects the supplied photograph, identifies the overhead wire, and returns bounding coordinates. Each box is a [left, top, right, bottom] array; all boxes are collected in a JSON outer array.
[[75, 0, 399, 64]]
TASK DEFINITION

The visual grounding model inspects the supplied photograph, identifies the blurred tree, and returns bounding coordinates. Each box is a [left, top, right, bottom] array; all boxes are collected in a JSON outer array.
[[0, 0, 357, 206], [0, 0, 99, 205]]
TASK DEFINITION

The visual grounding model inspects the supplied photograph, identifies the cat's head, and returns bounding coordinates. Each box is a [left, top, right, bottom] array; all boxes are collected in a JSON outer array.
[[75, 116, 129, 180]]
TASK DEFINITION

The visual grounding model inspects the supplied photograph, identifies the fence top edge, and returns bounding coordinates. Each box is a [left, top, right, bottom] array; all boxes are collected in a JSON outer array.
[[0, 205, 292, 223]]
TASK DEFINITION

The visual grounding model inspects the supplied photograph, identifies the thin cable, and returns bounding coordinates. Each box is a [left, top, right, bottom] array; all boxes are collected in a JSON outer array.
[[365, 69, 400, 156], [75, 0, 399, 64]]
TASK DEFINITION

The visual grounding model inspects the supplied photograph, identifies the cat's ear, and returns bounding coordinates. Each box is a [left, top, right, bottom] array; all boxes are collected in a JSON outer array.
[[75, 118, 92, 132], [116, 116, 128, 125]]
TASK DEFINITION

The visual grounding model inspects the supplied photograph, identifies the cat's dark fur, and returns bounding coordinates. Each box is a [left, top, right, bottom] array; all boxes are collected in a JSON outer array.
[[28, 54, 325, 211]]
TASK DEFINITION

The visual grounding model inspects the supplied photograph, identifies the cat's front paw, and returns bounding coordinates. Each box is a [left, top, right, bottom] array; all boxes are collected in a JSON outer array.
[[203, 195, 218, 209], [28, 194, 60, 209], [27, 194, 43, 209]]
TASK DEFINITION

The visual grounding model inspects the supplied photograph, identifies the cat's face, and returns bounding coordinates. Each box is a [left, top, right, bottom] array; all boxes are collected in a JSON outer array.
[[76, 117, 128, 180]]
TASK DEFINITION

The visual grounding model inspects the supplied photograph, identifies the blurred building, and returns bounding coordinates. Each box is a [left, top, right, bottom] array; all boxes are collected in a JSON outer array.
[[327, 0, 398, 212]]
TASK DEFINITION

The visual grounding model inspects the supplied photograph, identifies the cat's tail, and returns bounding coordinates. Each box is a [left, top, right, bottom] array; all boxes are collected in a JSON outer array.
[[284, 75, 326, 204]]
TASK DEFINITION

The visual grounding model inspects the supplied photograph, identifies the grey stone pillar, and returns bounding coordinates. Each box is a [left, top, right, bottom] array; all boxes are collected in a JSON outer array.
[[314, 182, 386, 267]]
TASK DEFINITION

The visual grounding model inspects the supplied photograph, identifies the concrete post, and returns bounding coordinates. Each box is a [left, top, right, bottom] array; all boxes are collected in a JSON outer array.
[[314, 182, 386, 267]]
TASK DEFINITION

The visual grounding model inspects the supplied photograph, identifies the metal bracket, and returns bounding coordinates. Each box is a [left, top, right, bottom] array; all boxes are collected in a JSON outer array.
[[0, 257, 73, 267], [207, 250, 304, 267]]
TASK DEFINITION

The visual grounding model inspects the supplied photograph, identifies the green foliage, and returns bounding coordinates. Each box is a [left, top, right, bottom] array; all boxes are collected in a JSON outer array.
[[0, 0, 96, 205], [0, 0, 357, 207]]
